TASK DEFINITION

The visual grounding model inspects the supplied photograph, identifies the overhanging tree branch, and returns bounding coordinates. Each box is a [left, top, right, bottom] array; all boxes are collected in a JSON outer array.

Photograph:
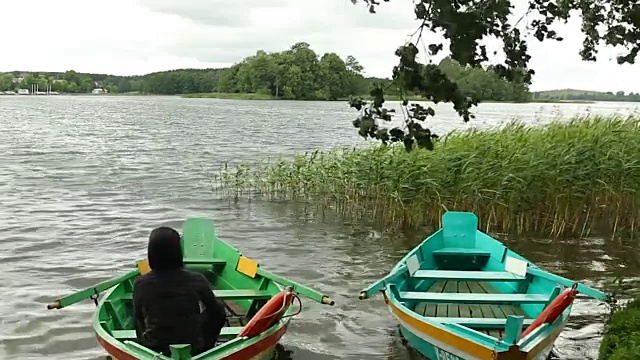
[[349, 0, 640, 151]]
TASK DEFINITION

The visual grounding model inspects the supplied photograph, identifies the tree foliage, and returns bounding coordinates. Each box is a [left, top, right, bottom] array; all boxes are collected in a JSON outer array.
[[2, 42, 532, 103], [215, 42, 369, 100], [213, 42, 530, 100], [0, 69, 223, 94], [349, 0, 640, 151], [438, 57, 531, 102], [142, 69, 223, 94]]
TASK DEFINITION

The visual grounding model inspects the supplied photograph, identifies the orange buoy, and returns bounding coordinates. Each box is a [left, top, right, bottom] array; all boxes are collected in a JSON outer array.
[[520, 283, 578, 339], [238, 287, 295, 338]]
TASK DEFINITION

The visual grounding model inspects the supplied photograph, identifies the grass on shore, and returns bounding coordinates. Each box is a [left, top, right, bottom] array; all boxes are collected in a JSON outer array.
[[215, 114, 640, 238], [599, 297, 640, 359], [182, 92, 594, 103]]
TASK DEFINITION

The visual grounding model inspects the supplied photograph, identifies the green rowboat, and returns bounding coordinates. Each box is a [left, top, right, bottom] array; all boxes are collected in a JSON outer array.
[[47, 218, 335, 360]]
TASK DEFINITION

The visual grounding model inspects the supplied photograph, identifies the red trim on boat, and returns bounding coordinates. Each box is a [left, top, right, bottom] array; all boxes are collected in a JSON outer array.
[[96, 322, 289, 360], [221, 322, 289, 360], [97, 334, 137, 360]]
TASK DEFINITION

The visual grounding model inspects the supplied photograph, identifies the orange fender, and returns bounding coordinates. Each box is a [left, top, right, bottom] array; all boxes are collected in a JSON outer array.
[[238, 287, 295, 338], [520, 283, 578, 339]]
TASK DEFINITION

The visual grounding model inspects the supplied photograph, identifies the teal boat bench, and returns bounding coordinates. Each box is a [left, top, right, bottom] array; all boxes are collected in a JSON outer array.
[[120, 289, 273, 301], [398, 291, 548, 304], [111, 326, 243, 341], [424, 317, 535, 328], [432, 248, 491, 257], [412, 270, 526, 282], [431, 248, 492, 270]]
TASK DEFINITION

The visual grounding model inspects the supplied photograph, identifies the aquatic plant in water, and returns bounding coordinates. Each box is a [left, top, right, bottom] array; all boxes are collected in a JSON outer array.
[[215, 114, 640, 239]]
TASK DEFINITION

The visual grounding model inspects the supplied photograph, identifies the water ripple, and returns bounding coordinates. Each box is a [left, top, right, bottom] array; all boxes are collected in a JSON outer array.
[[0, 96, 638, 359]]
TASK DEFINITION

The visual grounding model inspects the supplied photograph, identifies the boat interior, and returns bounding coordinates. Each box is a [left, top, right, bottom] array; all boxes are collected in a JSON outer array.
[[390, 212, 570, 340], [98, 275, 277, 346], [96, 218, 286, 354]]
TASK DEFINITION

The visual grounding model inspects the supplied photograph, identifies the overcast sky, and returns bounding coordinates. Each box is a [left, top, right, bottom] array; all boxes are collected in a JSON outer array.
[[2, 0, 637, 92]]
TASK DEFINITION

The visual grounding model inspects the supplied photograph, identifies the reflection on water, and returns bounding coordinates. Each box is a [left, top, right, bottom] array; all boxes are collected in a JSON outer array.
[[0, 97, 638, 359]]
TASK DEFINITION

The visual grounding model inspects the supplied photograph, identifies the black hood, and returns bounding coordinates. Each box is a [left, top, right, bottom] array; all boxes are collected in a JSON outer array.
[[147, 226, 184, 271]]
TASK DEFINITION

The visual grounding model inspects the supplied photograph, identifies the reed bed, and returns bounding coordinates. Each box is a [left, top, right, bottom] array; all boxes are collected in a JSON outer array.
[[215, 114, 640, 238]]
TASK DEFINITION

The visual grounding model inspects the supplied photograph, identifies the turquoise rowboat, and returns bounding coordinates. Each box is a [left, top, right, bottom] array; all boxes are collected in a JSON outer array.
[[358, 211, 609, 360]]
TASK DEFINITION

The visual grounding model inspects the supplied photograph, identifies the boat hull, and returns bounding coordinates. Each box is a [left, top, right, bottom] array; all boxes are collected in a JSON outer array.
[[97, 320, 289, 360], [386, 293, 566, 360], [398, 323, 560, 360], [358, 212, 608, 360]]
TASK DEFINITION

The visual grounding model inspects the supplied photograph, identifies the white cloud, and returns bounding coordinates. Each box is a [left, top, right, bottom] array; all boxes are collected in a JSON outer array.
[[0, 0, 637, 92]]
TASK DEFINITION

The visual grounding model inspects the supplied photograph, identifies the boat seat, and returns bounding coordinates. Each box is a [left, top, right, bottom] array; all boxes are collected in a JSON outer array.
[[412, 270, 525, 282], [423, 317, 535, 329], [432, 248, 491, 257], [121, 289, 272, 301], [213, 290, 272, 300], [399, 291, 548, 304], [183, 258, 227, 266], [112, 326, 244, 341], [431, 248, 492, 271], [121, 290, 272, 300]]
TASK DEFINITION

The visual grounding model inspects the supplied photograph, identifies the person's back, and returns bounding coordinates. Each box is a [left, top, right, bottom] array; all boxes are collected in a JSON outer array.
[[133, 227, 226, 355]]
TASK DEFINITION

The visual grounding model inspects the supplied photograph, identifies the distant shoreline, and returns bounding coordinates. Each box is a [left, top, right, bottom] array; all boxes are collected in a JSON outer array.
[[0, 92, 178, 97], [0, 92, 603, 104], [180, 92, 597, 104]]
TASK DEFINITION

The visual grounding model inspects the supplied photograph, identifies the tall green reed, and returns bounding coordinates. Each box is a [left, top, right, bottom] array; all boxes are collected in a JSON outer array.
[[216, 114, 640, 238]]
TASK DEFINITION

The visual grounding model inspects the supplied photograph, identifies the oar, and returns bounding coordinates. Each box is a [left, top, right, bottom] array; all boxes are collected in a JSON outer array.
[[182, 218, 335, 306], [46, 269, 139, 310], [234, 254, 335, 306], [257, 268, 335, 306], [358, 265, 407, 300], [527, 267, 610, 302], [47, 259, 335, 310]]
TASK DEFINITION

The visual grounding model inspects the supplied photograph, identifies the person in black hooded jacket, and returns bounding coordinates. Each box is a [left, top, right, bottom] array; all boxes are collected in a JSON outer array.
[[132, 226, 227, 356]]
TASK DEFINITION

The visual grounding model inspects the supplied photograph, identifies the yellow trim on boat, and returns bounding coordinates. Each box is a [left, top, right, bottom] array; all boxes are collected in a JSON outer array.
[[385, 291, 563, 360], [237, 256, 259, 278], [385, 293, 495, 359]]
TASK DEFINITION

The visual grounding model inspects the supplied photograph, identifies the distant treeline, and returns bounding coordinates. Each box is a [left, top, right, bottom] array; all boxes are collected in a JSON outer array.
[[437, 58, 531, 102], [532, 89, 640, 102], [1, 42, 539, 102]]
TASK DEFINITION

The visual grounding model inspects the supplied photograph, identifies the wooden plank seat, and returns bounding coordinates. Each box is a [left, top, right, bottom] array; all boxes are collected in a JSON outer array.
[[412, 270, 525, 282], [431, 248, 492, 270], [414, 280, 531, 338], [112, 326, 244, 341], [183, 258, 227, 265], [121, 289, 272, 301], [423, 317, 534, 328], [432, 248, 491, 257], [399, 291, 548, 304], [212, 289, 272, 300]]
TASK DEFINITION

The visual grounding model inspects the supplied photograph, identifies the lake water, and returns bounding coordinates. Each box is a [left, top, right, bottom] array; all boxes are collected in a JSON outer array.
[[0, 96, 639, 360]]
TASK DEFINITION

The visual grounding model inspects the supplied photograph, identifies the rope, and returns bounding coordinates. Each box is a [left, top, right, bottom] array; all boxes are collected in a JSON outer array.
[[89, 288, 99, 307], [280, 293, 303, 319]]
